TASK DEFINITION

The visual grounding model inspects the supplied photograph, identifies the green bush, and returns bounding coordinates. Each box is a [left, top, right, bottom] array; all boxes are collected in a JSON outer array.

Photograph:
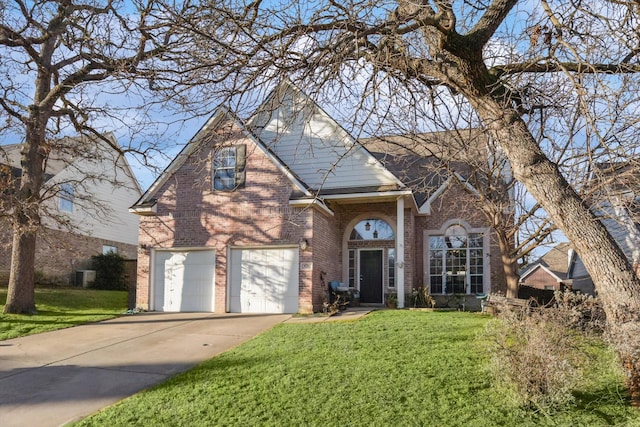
[[90, 252, 127, 290]]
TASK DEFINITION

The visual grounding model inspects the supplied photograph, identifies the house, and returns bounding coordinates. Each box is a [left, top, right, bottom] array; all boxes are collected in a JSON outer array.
[[591, 161, 640, 276], [520, 161, 640, 296], [130, 82, 507, 313], [0, 134, 142, 285], [519, 242, 579, 292]]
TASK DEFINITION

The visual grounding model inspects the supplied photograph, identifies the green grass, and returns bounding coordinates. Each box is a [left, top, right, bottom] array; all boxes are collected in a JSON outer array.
[[0, 287, 128, 340], [73, 310, 640, 427]]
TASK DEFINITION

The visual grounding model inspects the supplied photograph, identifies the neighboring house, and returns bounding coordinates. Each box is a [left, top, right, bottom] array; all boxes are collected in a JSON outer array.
[[130, 81, 507, 314], [521, 161, 640, 297], [592, 161, 640, 275], [0, 134, 142, 285], [519, 242, 583, 292]]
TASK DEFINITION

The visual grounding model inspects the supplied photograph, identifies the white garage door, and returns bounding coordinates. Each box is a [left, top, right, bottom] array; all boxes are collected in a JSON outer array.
[[153, 250, 215, 312], [229, 248, 299, 314]]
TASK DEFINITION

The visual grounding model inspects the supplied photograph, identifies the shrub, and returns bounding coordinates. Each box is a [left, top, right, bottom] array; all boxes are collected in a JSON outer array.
[[553, 289, 606, 334], [409, 286, 435, 308], [483, 307, 587, 411], [90, 252, 127, 290]]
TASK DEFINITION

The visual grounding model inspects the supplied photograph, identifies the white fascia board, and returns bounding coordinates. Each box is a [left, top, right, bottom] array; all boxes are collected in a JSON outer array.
[[418, 174, 480, 215], [129, 203, 157, 216], [322, 189, 413, 201], [419, 177, 452, 215], [454, 172, 481, 196], [289, 198, 334, 216]]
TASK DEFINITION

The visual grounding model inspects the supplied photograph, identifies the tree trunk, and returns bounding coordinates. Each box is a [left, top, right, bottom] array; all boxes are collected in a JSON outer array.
[[495, 230, 520, 299], [3, 120, 48, 314], [4, 222, 37, 314], [471, 92, 640, 401]]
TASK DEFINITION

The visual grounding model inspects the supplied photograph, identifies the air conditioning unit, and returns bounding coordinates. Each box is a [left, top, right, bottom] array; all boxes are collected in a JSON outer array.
[[76, 270, 96, 288]]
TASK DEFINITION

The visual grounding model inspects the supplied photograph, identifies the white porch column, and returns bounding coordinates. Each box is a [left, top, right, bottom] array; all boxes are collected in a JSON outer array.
[[396, 197, 405, 308]]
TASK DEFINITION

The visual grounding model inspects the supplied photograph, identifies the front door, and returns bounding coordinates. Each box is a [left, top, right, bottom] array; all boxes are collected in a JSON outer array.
[[359, 249, 383, 304]]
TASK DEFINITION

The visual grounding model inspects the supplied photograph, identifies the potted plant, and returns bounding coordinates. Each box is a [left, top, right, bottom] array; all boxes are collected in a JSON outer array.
[[386, 293, 398, 309]]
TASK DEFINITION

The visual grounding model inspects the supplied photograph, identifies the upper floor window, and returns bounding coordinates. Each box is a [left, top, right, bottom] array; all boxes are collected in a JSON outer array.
[[213, 145, 246, 191], [59, 183, 74, 212]]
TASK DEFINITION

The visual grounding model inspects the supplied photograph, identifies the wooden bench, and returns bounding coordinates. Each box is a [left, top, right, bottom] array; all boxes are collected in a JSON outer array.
[[482, 294, 531, 314]]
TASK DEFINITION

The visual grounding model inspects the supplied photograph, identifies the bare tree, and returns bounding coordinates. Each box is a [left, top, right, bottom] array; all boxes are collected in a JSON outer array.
[[167, 0, 640, 400], [362, 128, 556, 298], [0, 0, 183, 314]]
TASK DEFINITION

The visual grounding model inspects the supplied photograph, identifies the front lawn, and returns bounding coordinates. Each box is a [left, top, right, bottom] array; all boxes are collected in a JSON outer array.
[[0, 287, 128, 340], [73, 310, 638, 426]]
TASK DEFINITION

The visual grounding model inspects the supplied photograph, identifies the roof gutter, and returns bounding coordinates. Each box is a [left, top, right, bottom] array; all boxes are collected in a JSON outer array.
[[129, 199, 157, 216], [289, 198, 334, 216], [321, 189, 413, 200]]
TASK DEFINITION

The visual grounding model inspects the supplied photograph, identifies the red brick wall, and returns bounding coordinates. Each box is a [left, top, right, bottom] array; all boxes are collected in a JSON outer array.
[[136, 126, 318, 312], [309, 208, 341, 311], [520, 268, 562, 290], [0, 221, 136, 285]]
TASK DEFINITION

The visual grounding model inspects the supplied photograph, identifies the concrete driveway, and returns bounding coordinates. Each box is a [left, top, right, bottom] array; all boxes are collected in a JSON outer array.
[[0, 312, 289, 427]]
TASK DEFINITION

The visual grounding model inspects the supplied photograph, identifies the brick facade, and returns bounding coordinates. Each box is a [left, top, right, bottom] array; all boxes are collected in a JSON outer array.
[[136, 127, 330, 313], [136, 133, 508, 312], [520, 267, 563, 290], [0, 220, 137, 285], [135, 119, 510, 313]]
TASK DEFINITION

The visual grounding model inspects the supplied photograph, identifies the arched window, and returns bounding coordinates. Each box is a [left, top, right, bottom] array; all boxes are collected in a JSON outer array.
[[428, 224, 485, 295], [349, 219, 395, 240]]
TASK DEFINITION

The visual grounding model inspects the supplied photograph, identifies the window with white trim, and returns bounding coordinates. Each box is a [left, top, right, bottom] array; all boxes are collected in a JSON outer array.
[[213, 145, 246, 191], [428, 225, 484, 295], [348, 249, 356, 288]]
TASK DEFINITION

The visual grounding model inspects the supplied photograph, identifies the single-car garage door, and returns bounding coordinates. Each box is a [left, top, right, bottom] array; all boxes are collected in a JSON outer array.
[[153, 250, 215, 312], [229, 247, 299, 314]]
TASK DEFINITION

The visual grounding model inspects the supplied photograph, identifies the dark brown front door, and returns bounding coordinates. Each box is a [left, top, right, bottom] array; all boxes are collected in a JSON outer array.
[[359, 250, 383, 304]]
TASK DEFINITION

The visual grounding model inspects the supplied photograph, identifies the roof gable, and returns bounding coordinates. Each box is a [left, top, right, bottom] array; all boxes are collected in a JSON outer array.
[[361, 130, 494, 212], [520, 264, 565, 282], [247, 81, 404, 192], [521, 242, 571, 281], [1, 134, 141, 193], [132, 105, 311, 211]]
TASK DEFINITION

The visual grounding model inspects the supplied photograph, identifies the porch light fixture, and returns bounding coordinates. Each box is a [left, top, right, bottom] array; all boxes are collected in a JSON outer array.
[[373, 230, 379, 239], [299, 238, 309, 251], [138, 243, 150, 254], [365, 221, 371, 231]]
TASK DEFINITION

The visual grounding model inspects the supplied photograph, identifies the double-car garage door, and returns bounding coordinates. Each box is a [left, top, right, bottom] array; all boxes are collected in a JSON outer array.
[[153, 247, 299, 313]]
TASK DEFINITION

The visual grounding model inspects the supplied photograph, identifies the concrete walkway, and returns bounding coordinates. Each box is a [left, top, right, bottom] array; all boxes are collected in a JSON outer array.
[[0, 312, 289, 427]]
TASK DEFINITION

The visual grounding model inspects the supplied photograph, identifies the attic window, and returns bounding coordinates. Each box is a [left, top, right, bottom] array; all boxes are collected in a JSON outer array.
[[213, 145, 246, 191]]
